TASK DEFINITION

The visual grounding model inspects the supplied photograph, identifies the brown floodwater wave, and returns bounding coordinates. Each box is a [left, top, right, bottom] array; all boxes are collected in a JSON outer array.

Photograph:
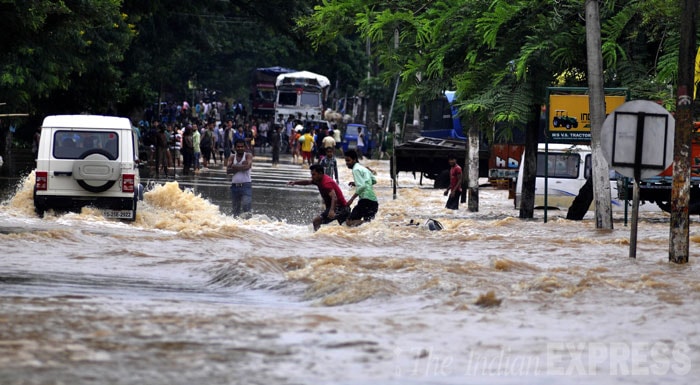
[[2, 161, 700, 384]]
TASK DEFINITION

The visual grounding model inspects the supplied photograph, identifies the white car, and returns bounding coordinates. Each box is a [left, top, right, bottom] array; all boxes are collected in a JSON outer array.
[[33, 115, 143, 220]]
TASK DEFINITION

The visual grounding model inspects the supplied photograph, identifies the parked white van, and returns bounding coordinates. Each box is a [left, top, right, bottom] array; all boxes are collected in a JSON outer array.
[[514, 143, 631, 211], [34, 115, 143, 220]]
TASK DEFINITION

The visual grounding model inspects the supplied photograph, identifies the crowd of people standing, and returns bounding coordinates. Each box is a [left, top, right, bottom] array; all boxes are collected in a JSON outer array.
[[138, 100, 384, 225], [138, 100, 284, 177]]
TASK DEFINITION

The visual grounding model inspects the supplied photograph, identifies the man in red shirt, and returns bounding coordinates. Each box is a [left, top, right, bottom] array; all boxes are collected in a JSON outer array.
[[288, 164, 350, 231], [444, 154, 462, 210]]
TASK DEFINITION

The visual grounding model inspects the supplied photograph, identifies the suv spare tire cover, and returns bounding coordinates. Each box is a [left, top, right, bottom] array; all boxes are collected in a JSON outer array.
[[72, 149, 120, 193]]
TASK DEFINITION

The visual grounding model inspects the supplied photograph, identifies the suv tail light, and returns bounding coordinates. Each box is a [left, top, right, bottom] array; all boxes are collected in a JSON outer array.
[[122, 174, 135, 193], [36, 171, 48, 191]]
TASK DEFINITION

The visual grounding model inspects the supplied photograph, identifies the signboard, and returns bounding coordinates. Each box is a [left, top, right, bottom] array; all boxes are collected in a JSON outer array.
[[548, 94, 627, 141], [488, 144, 525, 178], [600, 100, 675, 180]]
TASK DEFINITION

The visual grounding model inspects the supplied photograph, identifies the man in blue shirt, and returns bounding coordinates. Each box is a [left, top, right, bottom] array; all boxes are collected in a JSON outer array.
[[319, 146, 339, 183]]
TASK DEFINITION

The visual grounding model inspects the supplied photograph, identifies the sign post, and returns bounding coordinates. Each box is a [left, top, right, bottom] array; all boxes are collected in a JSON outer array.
[[601, 100, 675, 258]]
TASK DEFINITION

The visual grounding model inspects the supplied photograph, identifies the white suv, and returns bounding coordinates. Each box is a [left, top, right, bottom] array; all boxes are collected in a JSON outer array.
[[34, 115, 143, 220]]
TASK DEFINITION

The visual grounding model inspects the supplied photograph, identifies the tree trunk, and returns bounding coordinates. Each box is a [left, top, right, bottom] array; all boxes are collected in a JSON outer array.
[[467, 119, 480, 212], [585, 0, 613, 229], [669, 0, 697, 264], [519, 107, 540, 219], [461, 132, 468, 204]]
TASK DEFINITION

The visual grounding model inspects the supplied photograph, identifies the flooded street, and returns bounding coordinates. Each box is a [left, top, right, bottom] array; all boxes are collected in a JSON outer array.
[[0, 153, 698, 384]]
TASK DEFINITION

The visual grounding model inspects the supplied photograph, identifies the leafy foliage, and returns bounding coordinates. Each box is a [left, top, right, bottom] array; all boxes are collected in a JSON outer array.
[[1, 0, 367, 131], [0, 0, 695, 142], [304, 0, 693, 131], [0, 0, 133, 113]]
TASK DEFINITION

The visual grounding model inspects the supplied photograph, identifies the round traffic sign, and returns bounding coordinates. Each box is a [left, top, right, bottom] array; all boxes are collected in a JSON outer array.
[[601, 100, 675, 180]]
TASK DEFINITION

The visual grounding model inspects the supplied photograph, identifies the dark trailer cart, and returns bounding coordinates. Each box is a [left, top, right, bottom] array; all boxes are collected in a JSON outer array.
[[392, 136, 489, 188]]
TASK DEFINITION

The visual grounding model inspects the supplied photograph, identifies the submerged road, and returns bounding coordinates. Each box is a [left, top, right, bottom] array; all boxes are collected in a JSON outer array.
[[140, 150, 327, 223]]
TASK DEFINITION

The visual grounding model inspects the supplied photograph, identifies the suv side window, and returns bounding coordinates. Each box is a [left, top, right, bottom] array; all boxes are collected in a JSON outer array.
[[584, 154, 591, 179], [584, 154, 621, 180], [537, 152, 580, 178], [53, 130, 119, 160]]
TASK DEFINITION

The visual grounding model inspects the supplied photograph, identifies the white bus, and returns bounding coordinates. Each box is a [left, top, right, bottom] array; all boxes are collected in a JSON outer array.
[[514, 143, 652, 212]]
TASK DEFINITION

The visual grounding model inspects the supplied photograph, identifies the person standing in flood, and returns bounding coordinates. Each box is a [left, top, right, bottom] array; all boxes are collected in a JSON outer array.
[[356, 126, 366, 160], [291, 127, 301, 164], [226, 139, 253, 217], [192, 122, 201, 173], [319, 146, 339, 184], [270, 124, 281, 167], [223, 119, 234, 161], [200, 121, 214, 170], [181, 125, 194, 175], [155, 123, 170, 178], [288, 164, 350, 231], [444, 154, 462, 210], [300, 128, 315, 167], [344, 149, 378, 226]]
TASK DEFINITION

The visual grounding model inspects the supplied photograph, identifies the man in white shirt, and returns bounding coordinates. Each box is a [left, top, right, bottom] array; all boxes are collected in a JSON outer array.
[[226, 139, 253, 217]]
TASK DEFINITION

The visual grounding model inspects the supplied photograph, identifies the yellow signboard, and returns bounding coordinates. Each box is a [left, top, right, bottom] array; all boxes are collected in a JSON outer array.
[[548, 94, 627, 141]]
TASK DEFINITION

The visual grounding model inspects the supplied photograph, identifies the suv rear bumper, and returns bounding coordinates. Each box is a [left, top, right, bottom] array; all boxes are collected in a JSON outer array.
[[34, 194, 135, 212]]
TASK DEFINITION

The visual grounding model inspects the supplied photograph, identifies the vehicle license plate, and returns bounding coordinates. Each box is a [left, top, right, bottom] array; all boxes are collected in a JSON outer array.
[[102, 210, 133, 219]]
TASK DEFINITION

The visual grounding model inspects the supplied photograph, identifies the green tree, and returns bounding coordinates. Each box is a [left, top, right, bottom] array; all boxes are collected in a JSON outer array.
[[304, 0, 691, 215], [0, 0, 366, 128], [0, 0, 133, 114], [114, 0, 366, 119]]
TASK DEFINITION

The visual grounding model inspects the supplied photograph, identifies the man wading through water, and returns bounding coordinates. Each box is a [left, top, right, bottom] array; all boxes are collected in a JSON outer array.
[[226, 139, 253, 217], [444, 154, 462, 210], [344, 149, 378, 226], [287, 164, 350, 231]]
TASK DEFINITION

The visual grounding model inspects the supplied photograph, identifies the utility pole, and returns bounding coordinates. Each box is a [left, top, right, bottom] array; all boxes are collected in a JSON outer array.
[[388, 29, 400, 200], [669, 0, 697, 263], [585, 0, 613, 229], [364, 37, 370, 126]]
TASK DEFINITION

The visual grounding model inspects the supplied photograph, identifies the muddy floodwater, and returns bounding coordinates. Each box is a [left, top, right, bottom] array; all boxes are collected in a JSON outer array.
[[0, 155, 699, 385]]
